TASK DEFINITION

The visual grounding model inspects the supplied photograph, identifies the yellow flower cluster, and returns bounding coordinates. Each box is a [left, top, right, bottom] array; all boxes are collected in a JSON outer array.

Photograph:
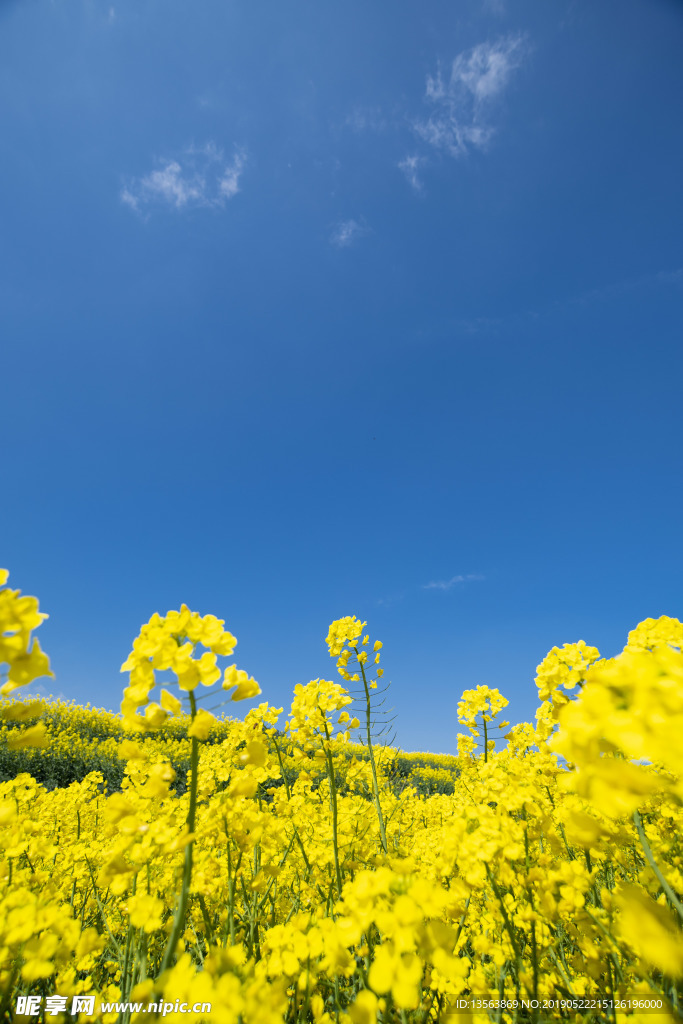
[[287, 679, 359, 747], [456, 685, 510, 764], [534, 640, 601, 742], [120, 606, 260, 734], [457, 685, 509, 730], [0, 571, 682, 1023], [552, 621, 683, 813], [326, 616, 383, 687], [0, 569, 53, 750]]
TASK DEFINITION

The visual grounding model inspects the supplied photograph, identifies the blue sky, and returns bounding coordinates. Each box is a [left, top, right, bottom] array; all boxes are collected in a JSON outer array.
[[2, 0, 682, 753]]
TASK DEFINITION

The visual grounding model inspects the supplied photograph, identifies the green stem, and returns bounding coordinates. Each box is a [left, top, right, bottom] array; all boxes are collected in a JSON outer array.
[[547, 946, 576, 998], [520, 815, 538, 1013], [83, 856, 123, 958], [270, 734, 292, 800], [356, 649, 388, 853], [321, 715, 343, 901], [454, 894, 471, 949], [485, 864, 521, 1001], [160, 690, 199, 972], [633, 810, 683, 922]]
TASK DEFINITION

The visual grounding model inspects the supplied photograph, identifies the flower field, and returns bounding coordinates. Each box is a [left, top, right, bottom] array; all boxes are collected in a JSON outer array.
[[1, 570, 682, 1023]]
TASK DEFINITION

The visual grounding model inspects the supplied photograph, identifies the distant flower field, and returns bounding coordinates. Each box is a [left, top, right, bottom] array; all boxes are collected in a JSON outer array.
[[0, 568, 682, 1023]]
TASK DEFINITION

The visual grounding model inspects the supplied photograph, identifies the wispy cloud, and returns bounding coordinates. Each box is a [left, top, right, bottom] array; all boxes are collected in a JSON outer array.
[[376, 591, 407, 607], [330, 219, 366, 248], [344, 106, 387, 133], [23, 682, 68, 702], [218, 151, 247, 199], [121, 144, 246, 214], [398, 155, 425, 192], [657, 267, 683, 287], [415, 34, 527, 158], [121, 162, 204, 211], [423, 574, 485, 591], [565, 266, 683, 308], [431, 265, 683, 338], [482, 0, 506, 14]]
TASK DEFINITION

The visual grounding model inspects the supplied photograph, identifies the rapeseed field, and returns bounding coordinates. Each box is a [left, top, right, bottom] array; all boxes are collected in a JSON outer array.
[[0, 569, 681, 1022]]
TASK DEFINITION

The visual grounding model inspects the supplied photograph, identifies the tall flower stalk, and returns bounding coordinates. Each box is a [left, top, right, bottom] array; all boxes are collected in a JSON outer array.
[[326, 616, 388, 853], [119, 604, 261, 967], [284, 677, 360, 901], [456, 684, 510, 763]]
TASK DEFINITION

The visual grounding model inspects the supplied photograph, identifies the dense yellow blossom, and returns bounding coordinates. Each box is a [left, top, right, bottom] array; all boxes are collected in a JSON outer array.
[[0, 571, 682, 1021], [0, 570, 53, 725]]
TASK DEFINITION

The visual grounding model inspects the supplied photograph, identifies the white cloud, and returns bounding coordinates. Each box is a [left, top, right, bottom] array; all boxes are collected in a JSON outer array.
[[122, 144, 246, 214], [658, 267, 683, 286], [565, 266, 683, 308], [330, 219, 366, 248], [376, 591, 406, 607], [423, 574, 485, 591], [22, 682, 68, 702], [344, 106, 387, 133], [219, 150, 247, 199], [120, 188, 140, 212], [416, 34, 527, 158], [186, 140, 223, 163], [398, 154, 425, 192], [139, 161, 205, 209], [449, 36, 525, 102]]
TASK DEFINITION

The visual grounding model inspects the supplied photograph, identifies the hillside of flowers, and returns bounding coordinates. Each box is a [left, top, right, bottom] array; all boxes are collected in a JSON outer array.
[[1, 568, 682, 1023], [0, 699, 459, 800]]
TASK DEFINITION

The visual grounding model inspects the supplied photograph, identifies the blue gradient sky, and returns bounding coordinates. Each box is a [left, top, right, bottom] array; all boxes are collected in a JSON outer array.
[[2, 0, 682, 752]]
